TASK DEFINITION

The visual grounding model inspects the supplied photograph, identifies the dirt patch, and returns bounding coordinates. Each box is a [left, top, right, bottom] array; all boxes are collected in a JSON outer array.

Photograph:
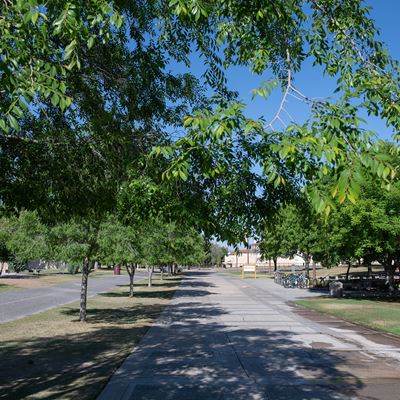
[[0, 277, 45, 289]]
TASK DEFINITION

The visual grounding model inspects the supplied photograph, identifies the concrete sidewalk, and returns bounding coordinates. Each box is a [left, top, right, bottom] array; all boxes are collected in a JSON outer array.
[[98, 272, 400, 400]]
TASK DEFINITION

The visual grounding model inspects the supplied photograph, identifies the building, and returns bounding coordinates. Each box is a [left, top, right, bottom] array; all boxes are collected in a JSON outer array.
[[223, 242, 305, 269]]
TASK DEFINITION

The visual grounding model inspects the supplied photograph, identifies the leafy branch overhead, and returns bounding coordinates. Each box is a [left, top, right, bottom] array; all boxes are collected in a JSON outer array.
[[156, 0, 400, 215], [0, 0, 123, 132]]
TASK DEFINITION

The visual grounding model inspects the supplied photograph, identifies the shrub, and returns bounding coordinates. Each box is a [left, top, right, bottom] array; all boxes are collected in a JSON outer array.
[[67, 263, 80, 274]]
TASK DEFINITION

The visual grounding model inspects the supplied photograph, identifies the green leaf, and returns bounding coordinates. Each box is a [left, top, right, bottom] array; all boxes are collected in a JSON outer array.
[[87, 37, 95, 49], [64, 40, 77, 61], [31, 12, 39, 24], [279, 146, 291, 159], [179, 170, 188, 181], [59, 96, 66, 111], [12, 106, 24, 118], [51, 93, 60, 107], [8, 114, 19, 131], [0, 119, 7, 132]]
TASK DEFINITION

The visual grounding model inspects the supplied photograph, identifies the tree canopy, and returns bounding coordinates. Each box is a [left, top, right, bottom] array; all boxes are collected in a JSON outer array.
[[1, 1, 400, 313]]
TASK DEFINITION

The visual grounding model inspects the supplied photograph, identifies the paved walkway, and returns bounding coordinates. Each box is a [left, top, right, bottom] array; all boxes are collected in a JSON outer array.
[[98, 272, 400, 400], [0, 273, 146, 323]]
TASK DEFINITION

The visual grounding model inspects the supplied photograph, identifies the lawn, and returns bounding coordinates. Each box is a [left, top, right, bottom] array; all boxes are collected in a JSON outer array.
[[0, 276, 181, 400], [0, 268, 123, 290], [314, 264, 384, 279], [295, 297, 400, 336]]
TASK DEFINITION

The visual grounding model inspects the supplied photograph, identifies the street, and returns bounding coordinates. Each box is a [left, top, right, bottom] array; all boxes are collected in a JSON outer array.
[[0, 272, 147, 323]]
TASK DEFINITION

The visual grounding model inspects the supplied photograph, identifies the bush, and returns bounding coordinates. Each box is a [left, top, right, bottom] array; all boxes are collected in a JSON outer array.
[[8, 260, 27, 273], [67, 264, 80, 274]]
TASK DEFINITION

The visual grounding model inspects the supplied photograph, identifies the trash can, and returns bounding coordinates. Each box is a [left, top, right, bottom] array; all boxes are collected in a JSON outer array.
[[113, 265, 121, 275]]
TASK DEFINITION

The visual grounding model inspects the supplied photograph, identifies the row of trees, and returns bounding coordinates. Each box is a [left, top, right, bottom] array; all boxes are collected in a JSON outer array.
[[260, 165, 400, 291], [0, 212, 207, 320], [1, 1, 400, 320]]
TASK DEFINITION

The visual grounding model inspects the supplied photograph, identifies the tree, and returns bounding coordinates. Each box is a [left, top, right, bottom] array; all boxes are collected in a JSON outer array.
[[207, 243, 228, 267], [259, 223, 285, 272], [141, 220, 206, 286], [2, 2, 400, 302], [48, 219, 99, 321], [0, 210, 49, 272], [155, 0, 400, 243], [0, 2, 206, 320], [0, 240, 11, 275], [175, 228, 207, 268], [96, 216, 141, 297], [317, 176, 400, 291], [0, 0, 123, 132], [260, 204, 322, 278]]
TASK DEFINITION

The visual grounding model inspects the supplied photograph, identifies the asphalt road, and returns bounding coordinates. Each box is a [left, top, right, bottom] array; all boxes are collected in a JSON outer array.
[[0, 272, 147, 323]]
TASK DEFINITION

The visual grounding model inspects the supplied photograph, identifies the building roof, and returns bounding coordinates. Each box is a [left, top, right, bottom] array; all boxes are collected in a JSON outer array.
[[228, 249, 258, 255]]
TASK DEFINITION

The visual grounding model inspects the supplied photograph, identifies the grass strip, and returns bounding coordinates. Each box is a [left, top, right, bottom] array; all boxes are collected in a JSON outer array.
[[0, 276, 181, 400], [295, 297, 400, 336]]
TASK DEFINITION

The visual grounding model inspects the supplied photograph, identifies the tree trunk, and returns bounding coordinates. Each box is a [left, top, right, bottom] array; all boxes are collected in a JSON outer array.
[[304, 254, 310, 278], [273, 257, 277, 272], [386, 264, 396, 292], [160, 266, 164, 281], [126, 264, 136, 297], [0, 262, 4, 275], [312, 261, 316, 281], [79, 259, 90, 322], [346, 261, 352, 281], [148, 266, 154, 287]]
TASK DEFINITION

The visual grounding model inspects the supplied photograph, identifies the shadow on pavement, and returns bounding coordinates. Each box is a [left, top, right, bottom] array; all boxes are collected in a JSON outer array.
[[0, 272, 375, 400], [100, 272, 369, 400]]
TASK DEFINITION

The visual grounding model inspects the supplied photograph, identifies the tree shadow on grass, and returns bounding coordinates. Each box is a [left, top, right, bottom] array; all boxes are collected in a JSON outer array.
[[132, 282, 178, 288], [102, 286, 214, 300], [60, 304, 167, 325], [100, 289, 177, 300], [343, 292, 400, 302], [0, 325, 152, 400], [0, 299, 228, 400]]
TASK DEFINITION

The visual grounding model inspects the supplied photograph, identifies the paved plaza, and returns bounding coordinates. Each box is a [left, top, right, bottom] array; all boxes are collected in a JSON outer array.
[[98, 272, 400, 400]]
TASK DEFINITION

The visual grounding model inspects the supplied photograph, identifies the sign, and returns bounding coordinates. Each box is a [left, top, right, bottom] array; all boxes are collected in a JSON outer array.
[[242, 265, 257, 279]]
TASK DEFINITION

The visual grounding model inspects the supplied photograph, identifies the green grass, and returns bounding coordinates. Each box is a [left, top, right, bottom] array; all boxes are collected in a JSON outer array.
[[0, 276, 181, 400], [296, 297, 400, 336]]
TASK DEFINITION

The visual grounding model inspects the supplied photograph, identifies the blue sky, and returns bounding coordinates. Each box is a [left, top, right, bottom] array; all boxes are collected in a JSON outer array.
[[172, 0, 400, 141]]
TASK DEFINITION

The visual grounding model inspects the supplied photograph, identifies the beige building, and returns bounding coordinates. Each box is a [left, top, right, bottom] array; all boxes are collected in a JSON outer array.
[[223, 243, 305, 269]]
